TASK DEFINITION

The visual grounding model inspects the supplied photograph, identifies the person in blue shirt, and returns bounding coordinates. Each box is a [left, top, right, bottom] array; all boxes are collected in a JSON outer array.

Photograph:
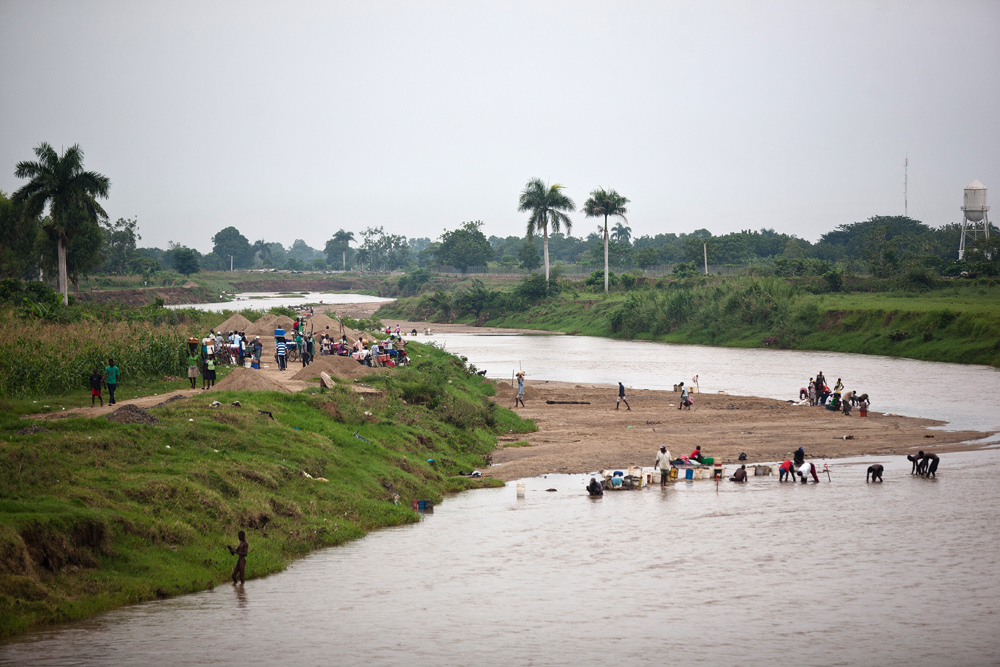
[[616, 382, 631, 411], [104, 359, 120, 405]]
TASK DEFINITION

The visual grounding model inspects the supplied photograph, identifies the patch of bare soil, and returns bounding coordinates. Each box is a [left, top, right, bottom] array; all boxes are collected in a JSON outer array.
[[211, 367, 291, 393]]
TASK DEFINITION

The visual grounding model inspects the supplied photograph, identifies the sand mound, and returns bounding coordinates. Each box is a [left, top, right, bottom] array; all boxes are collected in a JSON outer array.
[[214, 313, 254, 333], [211, 367, 291, 393], [292, 355, 372, 381], [246, 313, 279, 336], [272, 314, 295, 330], [106, 404, 161, 425], [303, 314, 361, 343]]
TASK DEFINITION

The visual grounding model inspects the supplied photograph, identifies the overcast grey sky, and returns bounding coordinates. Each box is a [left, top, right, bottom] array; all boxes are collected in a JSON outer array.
[[2, 0, 998, 253]]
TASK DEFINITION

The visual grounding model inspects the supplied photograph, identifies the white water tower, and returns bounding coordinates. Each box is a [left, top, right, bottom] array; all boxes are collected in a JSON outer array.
[[958, 180, 990, 260]]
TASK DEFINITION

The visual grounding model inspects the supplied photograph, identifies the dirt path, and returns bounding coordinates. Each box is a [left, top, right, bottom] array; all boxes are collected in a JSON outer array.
[[485, 381, 995, 481]]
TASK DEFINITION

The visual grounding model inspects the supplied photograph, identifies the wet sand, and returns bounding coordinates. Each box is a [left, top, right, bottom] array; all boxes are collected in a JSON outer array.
[[486, 380, 995, 481]]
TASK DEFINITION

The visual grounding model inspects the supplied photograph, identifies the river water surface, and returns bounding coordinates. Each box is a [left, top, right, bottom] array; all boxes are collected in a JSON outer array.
[[4, 451, 998, 665]]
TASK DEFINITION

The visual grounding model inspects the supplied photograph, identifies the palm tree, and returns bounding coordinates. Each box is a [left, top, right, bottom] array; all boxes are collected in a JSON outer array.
[[252, 239, 271, 267], [611, 221, 632, 245], [14, 143, 110, 305], [518, 178, 575, 283], [583, 187, 630, 292], [330, 229, 355, 269]]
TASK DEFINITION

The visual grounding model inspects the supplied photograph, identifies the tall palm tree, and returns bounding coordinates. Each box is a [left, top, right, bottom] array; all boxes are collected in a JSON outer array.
[[518, 178, 575, 283], [13, 143, 110, 305], [252, 239, 271, 267], [610, 221, 632, 245], [583, 187, 630, 292], [332, 229, 355, 269]]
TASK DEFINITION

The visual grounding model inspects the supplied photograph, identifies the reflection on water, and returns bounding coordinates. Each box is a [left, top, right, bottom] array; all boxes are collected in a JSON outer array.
[[421, 332, 1000, 434], [4, 451, 999, 666], [167, 291, 394, 313]]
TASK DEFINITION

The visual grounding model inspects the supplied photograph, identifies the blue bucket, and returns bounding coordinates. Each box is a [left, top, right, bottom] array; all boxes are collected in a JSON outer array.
[[685, 469, 694, 480], [417, 500, 426, 510]]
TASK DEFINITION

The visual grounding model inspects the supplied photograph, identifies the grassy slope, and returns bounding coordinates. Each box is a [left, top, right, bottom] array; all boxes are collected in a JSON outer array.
[[0, 343, 535, 638]]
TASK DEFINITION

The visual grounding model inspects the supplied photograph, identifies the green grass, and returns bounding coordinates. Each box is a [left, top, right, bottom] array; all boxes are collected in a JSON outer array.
[[0, 342, 534, 639]]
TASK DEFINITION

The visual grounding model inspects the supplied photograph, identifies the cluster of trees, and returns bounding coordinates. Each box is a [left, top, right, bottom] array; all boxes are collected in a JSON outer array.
[[5, 145, 997, 304]]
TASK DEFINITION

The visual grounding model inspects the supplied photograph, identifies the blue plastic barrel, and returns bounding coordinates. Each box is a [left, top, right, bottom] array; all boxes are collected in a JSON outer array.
[[685, 469, 694, 480]]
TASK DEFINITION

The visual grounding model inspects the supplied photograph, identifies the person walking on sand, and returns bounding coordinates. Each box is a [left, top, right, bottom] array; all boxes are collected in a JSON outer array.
[[654, 445, 671, 486], [104, 358, 120, 405], [515, 371, 526, 408], [617, 382, 631, 411], [89, 367, 104, 407], [228, 530, 249, 584], [679, 382, 689, 410], [276, 337, 287, 371]]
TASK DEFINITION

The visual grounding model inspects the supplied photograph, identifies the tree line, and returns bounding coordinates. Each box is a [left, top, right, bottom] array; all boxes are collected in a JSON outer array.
[[4, 144, 997, 304]]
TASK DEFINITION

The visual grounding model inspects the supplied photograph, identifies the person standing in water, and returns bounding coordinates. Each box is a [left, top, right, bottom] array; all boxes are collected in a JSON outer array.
[[616, 382, 631, 411], [228, 530, 249, 584], [654, 445, 671, 486], [515, 371, 525, 408]]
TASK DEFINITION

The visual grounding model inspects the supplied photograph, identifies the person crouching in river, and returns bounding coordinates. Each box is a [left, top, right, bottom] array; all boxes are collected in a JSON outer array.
[[228, 530, 249, 584], [867, 464, 884, 482]]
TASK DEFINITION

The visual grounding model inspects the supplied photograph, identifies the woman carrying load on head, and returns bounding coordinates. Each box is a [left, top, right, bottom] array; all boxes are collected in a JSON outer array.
[[515, 371, 526, 408]]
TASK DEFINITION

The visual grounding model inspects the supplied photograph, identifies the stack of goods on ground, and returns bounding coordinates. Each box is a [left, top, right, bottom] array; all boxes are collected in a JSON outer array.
[[211, 367, 291, 393]]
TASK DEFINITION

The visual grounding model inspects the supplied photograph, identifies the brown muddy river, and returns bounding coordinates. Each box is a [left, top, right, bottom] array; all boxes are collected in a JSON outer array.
[[4, 451, 999, 666]]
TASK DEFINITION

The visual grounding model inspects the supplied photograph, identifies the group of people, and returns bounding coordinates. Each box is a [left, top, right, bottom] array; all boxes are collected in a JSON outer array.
[[907, 451, 940, 478], [799, 370, 869, 415], [778, 447, 820, 483], [88, 359, 120, 406]]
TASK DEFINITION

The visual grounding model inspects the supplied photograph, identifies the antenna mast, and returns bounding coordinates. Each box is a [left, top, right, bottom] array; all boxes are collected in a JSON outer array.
[[904, 154, 908, 218]]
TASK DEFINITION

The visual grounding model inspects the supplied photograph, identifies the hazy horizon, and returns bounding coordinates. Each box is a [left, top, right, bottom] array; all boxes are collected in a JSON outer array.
[[2, 1, 998, 254]]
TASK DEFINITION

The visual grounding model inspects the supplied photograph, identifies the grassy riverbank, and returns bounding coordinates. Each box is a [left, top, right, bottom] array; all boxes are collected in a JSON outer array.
[[0, 343, 534, 639], [379, 277, 1000, 367]]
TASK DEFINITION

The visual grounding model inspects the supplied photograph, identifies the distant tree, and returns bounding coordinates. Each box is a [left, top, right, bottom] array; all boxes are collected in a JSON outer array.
[[13, 142, 110, 304], [437, 220, 493, 271], [610, 221, 632, 245], [101, 217, 141, 274], [518, 240, 542, 270], [284, 257, 305, 271], [408, 237, 432, 253], [311, 258, 328, 271], [0, 190, 39, 279], [499, 254, 518, 269], [200, 252, 225, 272], [211, 226, 254, 269], [963, 236, 1000, 276], [288, 239, 322, 262], [252, 239, 271, 267], [172, 247, 200, 275], [359, 226, 410, 272], [519, 178, 575, 283], [583, 187, 629, 292], [634, 246, 659, 271], [325, 229, 355, 269]]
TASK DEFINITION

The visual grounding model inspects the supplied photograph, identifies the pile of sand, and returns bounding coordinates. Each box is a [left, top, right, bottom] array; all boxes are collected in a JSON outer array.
[[303, 313, 340, 332], [292, 355, 373, 381], [495, 381, 542, 400], [214, 313, 254, 333], [272, 314, 296, 331], [245, 313, 279, 336], [211, 367, 291, 393], [105, 404, 162, 425]]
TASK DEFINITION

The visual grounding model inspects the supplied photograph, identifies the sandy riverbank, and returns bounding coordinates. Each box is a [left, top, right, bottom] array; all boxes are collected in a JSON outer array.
[[484, 380, 995, 481]]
